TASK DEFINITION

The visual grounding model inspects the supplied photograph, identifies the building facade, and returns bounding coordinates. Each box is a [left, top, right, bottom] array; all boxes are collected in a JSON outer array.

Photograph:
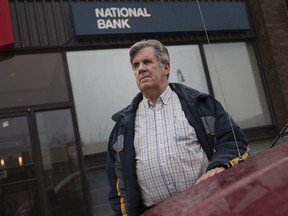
[[0, 0, 287, 215]]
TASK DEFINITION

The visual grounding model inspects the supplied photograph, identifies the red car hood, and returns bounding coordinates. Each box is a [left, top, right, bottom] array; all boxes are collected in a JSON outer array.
[[142, 142, 288, 216]]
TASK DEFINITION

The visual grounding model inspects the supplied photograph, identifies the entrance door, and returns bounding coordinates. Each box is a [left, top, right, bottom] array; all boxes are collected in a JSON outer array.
[[0, 115, 39, 216], [0, 109, 88, 216]]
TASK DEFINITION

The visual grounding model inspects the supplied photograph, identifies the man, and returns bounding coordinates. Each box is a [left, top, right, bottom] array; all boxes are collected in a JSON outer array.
[[106, 39, 249, 216]]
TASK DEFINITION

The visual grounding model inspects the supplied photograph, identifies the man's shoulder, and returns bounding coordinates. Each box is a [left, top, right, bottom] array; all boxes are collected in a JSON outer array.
[[169, 83, 209, 99], [112, 92, 143, 123]]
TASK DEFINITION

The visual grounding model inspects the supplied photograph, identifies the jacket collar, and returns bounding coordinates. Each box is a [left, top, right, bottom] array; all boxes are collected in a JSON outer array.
[[111, 91, 143, 123], [111, 83, 208, 123]]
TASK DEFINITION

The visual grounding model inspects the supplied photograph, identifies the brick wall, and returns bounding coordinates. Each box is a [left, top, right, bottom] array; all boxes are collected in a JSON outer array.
[[248, 0, 288, 130]]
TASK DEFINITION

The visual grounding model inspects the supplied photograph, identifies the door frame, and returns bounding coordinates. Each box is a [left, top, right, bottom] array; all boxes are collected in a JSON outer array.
[[0, 105, 91, 216]]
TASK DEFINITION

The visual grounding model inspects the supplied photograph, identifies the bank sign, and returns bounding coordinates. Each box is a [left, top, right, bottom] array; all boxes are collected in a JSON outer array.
[[71, 2, 251, 36]]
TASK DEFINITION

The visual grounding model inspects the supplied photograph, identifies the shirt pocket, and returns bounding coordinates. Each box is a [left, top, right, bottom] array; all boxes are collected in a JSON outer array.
[[174, 115, 198, 142]]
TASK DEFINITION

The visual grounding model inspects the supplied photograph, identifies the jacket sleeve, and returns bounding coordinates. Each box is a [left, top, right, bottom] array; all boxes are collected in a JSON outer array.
[[106, 126, 125, 216], [206, 98, 249, 171]]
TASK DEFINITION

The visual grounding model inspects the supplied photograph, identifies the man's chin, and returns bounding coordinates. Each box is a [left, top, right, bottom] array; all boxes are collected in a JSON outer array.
[[139, 83, 153, 92]]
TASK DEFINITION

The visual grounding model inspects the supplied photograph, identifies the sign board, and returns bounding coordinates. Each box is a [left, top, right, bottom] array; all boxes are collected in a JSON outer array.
[[71, 2, 251, 36]]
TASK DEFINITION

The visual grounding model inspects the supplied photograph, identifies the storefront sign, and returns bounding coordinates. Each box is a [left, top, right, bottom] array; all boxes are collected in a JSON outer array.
[[0, 0, 14, 49], [71, 2, 251, 36]]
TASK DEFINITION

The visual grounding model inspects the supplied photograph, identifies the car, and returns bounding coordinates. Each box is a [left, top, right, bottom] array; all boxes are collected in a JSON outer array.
[[142, 124, 288, 216]]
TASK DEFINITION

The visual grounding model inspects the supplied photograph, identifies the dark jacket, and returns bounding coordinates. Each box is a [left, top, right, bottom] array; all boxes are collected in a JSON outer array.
[[106, 83, 249, 216]]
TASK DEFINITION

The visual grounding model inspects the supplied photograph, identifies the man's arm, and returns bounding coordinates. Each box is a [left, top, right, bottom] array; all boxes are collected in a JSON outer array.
[[196, 167, 225, 184], [196, 98, 248, 184], [206, 99, 249, 171]]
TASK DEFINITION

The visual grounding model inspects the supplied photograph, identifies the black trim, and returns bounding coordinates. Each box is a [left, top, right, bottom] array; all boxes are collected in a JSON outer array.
[[28, 111, 50, 216], [250, 40, 277, 126], [0, 102, 74, 115]]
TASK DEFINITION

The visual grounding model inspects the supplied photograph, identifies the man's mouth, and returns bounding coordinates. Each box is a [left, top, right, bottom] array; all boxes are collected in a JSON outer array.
[[140, 75, 150, 82], [140, 76, 150, 82]]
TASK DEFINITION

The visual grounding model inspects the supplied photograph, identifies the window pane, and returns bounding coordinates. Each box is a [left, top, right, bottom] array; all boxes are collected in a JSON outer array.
[[0, 53, 69, 109], [67, 49, 138, 155], [204, 42, 272, 128], [0, 116, 42, 216], [87, 167, 112, 215], [35, 109, 86, 216], [168, 45, 209, 93]]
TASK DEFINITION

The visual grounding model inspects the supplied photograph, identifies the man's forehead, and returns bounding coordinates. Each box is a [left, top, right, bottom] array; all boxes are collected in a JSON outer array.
[[132, 47, 157, 61]]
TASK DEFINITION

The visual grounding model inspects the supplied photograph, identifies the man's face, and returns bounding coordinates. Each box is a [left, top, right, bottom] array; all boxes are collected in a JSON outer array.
[[132, 47, 169, 96]]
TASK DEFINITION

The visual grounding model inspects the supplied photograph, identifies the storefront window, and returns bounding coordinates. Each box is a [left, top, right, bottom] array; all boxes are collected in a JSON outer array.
[[0, 116, 42, 216], [67, 48, 137, 155], [203, 42, 272, 129], [35, 109, 87, 216], [0, 53, 69, 109], [168, 45, 209, 93]]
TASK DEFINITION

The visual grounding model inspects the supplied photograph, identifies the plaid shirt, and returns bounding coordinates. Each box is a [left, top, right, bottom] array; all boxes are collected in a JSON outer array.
[[134, 86, 209, 207]]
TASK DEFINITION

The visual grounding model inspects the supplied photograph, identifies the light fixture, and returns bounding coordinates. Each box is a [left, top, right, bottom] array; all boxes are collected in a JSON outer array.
[[18, 156, 23, 166], [2, 121, 9, 128], [0, 159, 5, 166]]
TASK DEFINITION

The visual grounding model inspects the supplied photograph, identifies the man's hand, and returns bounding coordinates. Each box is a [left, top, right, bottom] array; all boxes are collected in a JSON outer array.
[[196, 167, 225, 184]]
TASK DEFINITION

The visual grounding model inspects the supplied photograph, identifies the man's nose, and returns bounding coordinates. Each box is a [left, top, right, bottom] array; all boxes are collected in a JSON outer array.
[[138, 62, 147, 72]]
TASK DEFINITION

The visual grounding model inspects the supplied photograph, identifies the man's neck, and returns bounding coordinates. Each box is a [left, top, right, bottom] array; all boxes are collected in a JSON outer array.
[[143, 84, 169, 105]]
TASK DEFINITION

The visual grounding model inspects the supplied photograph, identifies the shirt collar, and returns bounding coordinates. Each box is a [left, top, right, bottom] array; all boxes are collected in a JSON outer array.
[[142, 85, 172, 109]]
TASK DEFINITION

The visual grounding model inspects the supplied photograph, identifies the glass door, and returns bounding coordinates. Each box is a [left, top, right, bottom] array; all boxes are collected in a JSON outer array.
[[35, 109, 88, 216], [0, 109, 89, 216], [0, 116, 41, 216]]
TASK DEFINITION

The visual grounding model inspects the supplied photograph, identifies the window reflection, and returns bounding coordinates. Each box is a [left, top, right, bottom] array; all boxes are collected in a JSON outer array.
[[0, 53, 69, 109], [0, 116, 41, 216], [35, 109, 86, 216], [204, 42, 272, 129]]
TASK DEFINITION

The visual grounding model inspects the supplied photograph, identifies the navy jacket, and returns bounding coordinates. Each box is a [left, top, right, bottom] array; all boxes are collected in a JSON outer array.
[[106, 83, 249, 216]]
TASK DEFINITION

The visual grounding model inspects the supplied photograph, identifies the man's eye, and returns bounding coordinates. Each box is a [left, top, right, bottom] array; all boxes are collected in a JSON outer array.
[[133, 64, 139, 69]]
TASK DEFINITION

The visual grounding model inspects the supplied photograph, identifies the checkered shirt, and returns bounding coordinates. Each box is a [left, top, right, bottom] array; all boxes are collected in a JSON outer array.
[[134, 86, 209, 207]]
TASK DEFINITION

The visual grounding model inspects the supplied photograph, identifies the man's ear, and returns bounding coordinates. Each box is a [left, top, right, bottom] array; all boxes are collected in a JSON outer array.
[[164, 63, 170, 75]]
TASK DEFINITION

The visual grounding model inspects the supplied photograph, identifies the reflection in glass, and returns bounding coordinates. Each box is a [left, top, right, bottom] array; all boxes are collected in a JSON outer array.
[[87, 167, 112, 215], [0, 53, 69, 109], [204, 42, 272, 128], [168, 45, 209, 93], [67, 49, 137, 156], [36, 109, 86, 216], [177, 69, 186, 83], [0, 116, 41, 216]]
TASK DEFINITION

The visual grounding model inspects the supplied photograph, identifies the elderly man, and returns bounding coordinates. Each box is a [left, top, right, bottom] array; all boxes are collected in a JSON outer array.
[[106, 39, 249, 216]]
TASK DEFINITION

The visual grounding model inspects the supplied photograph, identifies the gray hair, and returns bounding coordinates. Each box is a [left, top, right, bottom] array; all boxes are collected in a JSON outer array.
[[129, 39, 170, 66]]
